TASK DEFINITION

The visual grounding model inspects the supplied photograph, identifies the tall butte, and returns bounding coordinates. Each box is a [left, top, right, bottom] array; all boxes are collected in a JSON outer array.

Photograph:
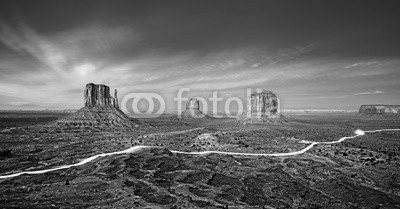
[[56, 83, 137, 130], [84, 83, 119, 108], [239, 89, 286, 124]]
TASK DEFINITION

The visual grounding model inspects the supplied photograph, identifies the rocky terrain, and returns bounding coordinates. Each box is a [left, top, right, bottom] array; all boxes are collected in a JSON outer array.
[[0, 112, 400, 208]]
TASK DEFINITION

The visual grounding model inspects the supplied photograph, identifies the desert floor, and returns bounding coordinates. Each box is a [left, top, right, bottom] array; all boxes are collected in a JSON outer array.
[[0, 112, 400, 208]]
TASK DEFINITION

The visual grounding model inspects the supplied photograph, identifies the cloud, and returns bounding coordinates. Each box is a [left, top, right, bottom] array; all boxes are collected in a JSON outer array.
[[354, 90, 384, 95], [0, 20, 67, 72], [251, 63, 260, 68], [0, 17, 399, 110], [345, 61, 379, 69], [125, 45, 325, 91], [0, 18, 143, 107], [0, 19, 138, 74]]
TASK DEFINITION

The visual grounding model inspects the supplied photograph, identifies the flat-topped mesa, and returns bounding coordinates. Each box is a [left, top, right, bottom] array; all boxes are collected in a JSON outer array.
[[239, 89, 286, 124], [359, 105, 400, 115], [84, 83, 119, 109], [248, 90, 279, 116]]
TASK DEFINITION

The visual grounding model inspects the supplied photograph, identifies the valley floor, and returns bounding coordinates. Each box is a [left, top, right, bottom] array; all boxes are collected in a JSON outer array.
[[0, 112, 400, 208]]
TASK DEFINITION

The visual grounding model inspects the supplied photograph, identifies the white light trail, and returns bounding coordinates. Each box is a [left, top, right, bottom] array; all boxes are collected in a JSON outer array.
[[1, 128, 399, 180]]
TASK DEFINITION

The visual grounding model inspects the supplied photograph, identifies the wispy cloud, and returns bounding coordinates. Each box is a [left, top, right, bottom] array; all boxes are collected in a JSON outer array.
[[0, 18, 142, 107], [0, 21, 68, 73], [0, 18, 399, 110], [251, 63, 260, 68], [0, 19, 138, 74], [345, 61, 379, 69], [354, 90, 384, 95]]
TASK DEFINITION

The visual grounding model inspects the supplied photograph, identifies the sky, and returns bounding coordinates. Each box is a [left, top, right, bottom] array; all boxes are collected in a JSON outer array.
[[0, 0, 399, 112]]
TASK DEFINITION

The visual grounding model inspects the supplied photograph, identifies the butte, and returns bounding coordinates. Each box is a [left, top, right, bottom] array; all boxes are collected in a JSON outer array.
[[180, 98, 211, 120], [55, 83, 138, 131], [238, 90, 286, 124]]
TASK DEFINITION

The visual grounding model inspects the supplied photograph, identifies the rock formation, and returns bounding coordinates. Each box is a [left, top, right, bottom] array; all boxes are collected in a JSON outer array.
[[186, 98, 200, 111], [114, 89, 119, 109], [248, 90, 279, 116], [56, 83, 137, 130], [84, 83, 119, 108], [239, 90, 286, 124], [359, 105, 400, 115], [180, 98, 210, 119]]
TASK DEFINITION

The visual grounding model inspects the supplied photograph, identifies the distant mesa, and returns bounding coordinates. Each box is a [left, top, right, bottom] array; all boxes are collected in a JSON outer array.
[[359, 105, 400, 115], [239, 90, 286, 124], [180, 98, 211, 120], [55, 83, 137, 130]]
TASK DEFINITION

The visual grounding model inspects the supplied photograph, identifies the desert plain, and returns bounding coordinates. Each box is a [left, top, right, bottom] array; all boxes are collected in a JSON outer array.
[[0, 111, 399, 208]]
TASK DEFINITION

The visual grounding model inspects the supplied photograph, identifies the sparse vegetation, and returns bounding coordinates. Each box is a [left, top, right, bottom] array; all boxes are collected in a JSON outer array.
[[1, 112, 400, 208]]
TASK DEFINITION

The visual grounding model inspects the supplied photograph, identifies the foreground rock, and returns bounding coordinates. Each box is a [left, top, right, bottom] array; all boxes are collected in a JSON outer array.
[[239, 90, 286, 124], [55, 83, 137, 130], [3, 143, 400, 208], [359, 105, 400, 115]]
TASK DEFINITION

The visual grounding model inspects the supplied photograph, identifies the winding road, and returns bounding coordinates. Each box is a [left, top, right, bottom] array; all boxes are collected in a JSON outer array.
[[1, 128, 399, 180]]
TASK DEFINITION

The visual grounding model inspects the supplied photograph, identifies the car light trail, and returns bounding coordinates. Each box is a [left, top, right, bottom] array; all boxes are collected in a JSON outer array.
[[1, 128, 399, 179]]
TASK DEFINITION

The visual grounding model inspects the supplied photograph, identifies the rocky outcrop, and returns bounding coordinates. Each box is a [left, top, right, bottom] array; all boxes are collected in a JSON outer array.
[[56, 83, 137, 130], [239, 90, 286, 124], [180, 98, 210, 119], [84, 83, 119, 108], [113, 89, 119, 109], [186, 98, 200, 111], [359, 105, 400, 115], [248, 90, 279, 116]]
